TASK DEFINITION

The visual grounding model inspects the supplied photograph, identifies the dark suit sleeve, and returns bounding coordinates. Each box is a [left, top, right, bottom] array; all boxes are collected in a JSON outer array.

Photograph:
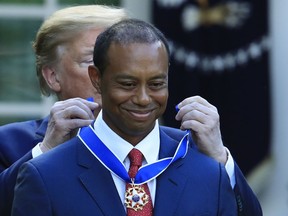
[[233, 163, 263, 215], [0, 151, 33, 216], [11, 161, 52, 216], [0, 118, 47, 172], [0, 119, 47, 216]]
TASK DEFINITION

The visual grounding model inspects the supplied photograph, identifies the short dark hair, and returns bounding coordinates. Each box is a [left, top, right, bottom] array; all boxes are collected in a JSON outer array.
[[93, 18, 170, 74]]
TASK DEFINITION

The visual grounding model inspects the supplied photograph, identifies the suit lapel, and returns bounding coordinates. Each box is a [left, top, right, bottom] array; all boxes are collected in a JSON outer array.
[[154, 129, 189, 216], [74, 127, 189, 216], [76, 141, 126, 216]]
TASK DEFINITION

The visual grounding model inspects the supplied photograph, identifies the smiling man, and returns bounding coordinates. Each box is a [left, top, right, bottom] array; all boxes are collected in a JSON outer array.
[[12, 19, 262, 216], [95, 41, 168, 144]]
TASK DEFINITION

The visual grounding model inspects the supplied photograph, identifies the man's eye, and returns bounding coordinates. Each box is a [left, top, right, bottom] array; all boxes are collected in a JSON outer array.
[[84, 60, 93, 64], [125, 83, 135, 87], [80, 60, 93, 67], [121, 82, 136, 88], [150, 82, 166, 89]]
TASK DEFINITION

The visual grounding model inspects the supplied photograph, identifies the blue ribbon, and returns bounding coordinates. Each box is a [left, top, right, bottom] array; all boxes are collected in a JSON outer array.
[[78, 125, 189, 185]]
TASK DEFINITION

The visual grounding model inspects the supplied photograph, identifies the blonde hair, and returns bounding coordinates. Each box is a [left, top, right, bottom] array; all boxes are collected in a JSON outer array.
[[33, 5, 128, 96]]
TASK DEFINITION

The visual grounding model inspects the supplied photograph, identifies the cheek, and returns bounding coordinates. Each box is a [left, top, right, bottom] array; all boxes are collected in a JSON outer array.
[[157, 91, 169, 114], [75, 68, 93, 86], [100, 84, 123, 105], [156, 90, 169, 105], [106, 90, 129, 104], [66, 61, 89, 77]]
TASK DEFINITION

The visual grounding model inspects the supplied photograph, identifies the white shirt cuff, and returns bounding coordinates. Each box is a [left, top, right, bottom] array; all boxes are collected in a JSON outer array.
[[32, 142, 44, 158], [224, 147, 236, 189]]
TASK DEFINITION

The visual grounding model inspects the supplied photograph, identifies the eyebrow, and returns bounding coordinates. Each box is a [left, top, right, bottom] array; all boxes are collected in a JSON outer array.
[[115, 72, 168, 79]]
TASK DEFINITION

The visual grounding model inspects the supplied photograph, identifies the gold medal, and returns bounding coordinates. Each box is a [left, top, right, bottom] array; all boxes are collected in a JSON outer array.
[[125, 184, 149, 211]]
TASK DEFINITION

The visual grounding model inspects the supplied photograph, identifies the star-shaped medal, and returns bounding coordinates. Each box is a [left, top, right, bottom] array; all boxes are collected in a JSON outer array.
[[125, 184, 149, 211]]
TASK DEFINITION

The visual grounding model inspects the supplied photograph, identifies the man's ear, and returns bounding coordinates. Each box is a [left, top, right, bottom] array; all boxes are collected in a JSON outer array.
[[42, 66, 61, 92], [88, 65, 101, 93]]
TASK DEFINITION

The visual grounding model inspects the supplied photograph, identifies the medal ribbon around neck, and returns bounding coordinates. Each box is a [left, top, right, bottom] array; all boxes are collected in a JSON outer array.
[[77, 125, 189, 185]]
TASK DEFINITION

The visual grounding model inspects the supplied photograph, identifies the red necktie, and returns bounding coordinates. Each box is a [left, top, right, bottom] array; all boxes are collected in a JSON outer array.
[[125, 149, 153, 216]]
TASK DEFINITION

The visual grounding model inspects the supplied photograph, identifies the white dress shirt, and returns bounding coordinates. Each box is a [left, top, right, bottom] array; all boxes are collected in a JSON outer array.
[[93, 111, 160, 208]]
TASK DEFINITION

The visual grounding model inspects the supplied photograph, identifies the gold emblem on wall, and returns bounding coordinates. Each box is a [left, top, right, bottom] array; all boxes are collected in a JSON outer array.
[[182, 0, 251, 30]]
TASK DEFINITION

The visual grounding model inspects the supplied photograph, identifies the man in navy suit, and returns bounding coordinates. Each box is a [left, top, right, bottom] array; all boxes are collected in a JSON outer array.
[[0, 5, 128, 216], [12, 18, 262, 215]]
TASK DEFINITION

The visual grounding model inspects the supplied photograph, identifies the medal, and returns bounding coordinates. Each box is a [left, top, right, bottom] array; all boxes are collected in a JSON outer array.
[[78, 124, 189, 212], [78, 124, 189, 185], [125, 183, 149, 211]]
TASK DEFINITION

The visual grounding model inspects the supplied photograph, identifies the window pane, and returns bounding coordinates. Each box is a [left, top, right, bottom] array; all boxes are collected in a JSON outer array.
[[59, 0, 120, 6], [0, 0, 44, 4], [0, 18, 42, 102]]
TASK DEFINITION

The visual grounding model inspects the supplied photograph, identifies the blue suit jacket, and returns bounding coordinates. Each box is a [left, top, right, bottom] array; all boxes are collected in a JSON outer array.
[[11, 126, 262, 216], [0, 117, 48, 216]]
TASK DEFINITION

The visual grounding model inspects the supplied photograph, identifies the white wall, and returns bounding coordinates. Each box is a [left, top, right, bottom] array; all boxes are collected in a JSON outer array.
[[258, 0, 288, 214], [121, 0, 151, 22]]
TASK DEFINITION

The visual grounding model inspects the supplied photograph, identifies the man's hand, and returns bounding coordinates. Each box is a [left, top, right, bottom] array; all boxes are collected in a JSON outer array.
[[40, 98, 100, 153], [175, 95, 227, 164]]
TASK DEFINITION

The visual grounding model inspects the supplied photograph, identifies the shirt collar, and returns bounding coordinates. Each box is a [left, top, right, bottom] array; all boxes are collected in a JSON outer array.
[[93, 110, 160, 164]]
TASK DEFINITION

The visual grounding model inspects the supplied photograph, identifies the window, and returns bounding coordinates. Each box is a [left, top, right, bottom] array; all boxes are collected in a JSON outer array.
[[0, 0, 119, 125]]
